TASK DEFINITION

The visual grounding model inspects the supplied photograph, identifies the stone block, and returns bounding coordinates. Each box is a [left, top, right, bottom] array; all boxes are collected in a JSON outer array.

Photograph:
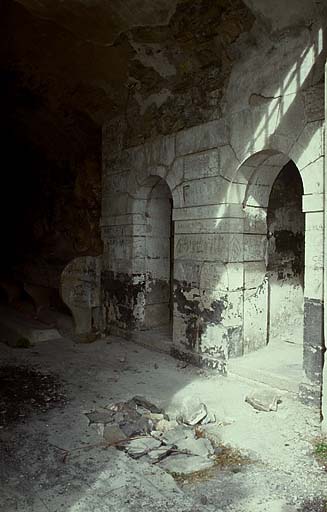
[[174, 233, 243, 263], [173, 260, 201, 284], [167, 157, 184, 190], [305, 211, 323, 232], [144, 134, 175, 167], [144, 303, 170, 328], [244, 234, 266, 262], [303, 297, 323, 350], [146, 278, 170, 305], [244, 206, 267, 234], [291, 120, 324, 173], [303, 343, 324, 385], [226, 182, 247, 204], [199, 262, 243, 293], [146, 258, 170, 280], [244, 261, 266, 289], [174, 218, 244, 235], [243, 280, 268, 353], [219, 290, 243, 326], [300, 157, 324, 194], [183, 149, 219, 181], [298, 382, 322, 407], [182, 176, 229, 207], [219, 144, 240, 182], [104, 171, 129, 194], [172, 204, 244, 221], [61, 256, 102, 334], [245, 185, 271, 208], [176, 120, 228, 156], [303, 82, 324, 122]]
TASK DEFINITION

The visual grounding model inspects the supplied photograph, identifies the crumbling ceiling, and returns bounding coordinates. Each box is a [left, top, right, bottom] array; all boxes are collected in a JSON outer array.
[[1, 0, 323, 160]]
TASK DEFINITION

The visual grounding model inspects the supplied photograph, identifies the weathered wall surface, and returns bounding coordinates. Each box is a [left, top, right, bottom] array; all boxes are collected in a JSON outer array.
[[101, 14, 325, 401]]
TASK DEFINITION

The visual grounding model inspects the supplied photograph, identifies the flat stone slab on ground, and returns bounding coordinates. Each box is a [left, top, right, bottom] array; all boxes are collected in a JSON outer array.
[[162, 425, 195, 446], [125, 436, 161, 458], [245, 391, 281, 412], [86, 409, 115, 424], [147, 446, 173, 462], [177, 436, 214, 458], [159, 453, 215, 475], [103, 424, 127, 444]]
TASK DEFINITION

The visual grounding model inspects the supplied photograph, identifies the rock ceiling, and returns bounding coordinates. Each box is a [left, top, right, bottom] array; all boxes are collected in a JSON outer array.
[[0, 0, 324, 161]]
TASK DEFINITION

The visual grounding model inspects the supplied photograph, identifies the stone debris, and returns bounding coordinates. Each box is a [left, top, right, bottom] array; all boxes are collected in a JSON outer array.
[[86, 410, 116, 425], [131, 395, 165, 415], [159, 453, 215, 475], [201, 410, 216, 425], [156, 418, 178, 432], [103, 424, 127, 444], [147, 446, 173, 462], [178, 436, 215, 458], [178, 397, 209, 426], [86, 395, 218, 475], [125, 437, 161, 458], [245, 391, 282, 412]]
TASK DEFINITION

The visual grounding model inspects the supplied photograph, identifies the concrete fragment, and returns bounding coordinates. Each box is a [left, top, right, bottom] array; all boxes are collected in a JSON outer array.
[[245, 391, 281, 412]]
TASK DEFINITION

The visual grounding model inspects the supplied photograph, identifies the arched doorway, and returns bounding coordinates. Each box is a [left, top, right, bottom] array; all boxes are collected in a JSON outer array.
[[266, 161, 304, 346], [229, 151, 308, 392], [143, 177, 174, 336]]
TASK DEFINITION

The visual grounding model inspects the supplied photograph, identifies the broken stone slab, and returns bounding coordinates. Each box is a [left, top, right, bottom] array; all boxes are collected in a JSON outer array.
[[197, 424, 222, 448], [161, 425, 194, 446], [245, 391, 281, 412], [85, 409, 116, 425], [125, 437, 162, 458], [159, 453, 215, 475], [147, 446, 174, 463], [156, 419, 178, 432], [176, 436, 215, 458], [119, 415, 153, 437], [200, 411, 216, 425], [129, 395, 164, 415], [178, 397, 208, 426], [103, 424, 127, 445]]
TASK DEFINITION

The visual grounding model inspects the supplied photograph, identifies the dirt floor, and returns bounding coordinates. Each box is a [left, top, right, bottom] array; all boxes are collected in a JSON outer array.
[[0, 335, 326, 512]]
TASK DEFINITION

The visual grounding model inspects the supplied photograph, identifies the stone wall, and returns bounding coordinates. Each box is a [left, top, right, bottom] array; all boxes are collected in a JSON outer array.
[[101, 21, 325, 398]]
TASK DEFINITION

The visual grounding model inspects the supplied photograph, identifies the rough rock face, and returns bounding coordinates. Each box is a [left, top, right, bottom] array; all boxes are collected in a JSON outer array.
[[0, 0, 256, 289]]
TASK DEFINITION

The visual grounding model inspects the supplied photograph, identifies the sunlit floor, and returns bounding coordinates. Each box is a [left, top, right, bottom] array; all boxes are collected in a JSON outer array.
[[228, 341, 303, 393], [0, 334, 325, 512]]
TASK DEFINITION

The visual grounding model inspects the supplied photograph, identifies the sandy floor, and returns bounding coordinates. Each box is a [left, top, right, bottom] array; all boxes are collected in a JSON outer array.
[[0, 335, 326, 512]]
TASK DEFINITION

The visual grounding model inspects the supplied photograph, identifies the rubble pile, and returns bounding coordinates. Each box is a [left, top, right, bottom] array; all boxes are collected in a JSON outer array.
[[86, 396, 218, 475]]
